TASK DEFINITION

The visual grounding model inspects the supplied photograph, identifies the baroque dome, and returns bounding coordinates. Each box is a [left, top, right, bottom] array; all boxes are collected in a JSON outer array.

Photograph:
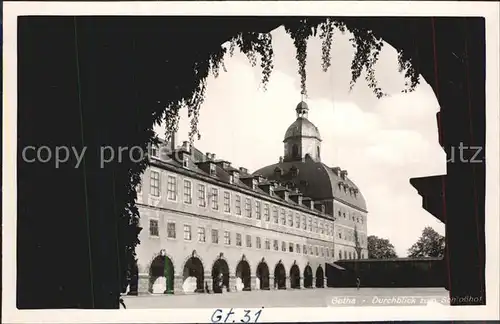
[[253, 157, 367, 212]]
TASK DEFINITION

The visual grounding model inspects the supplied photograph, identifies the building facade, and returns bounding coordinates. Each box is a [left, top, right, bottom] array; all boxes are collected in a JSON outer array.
[[133, 101, 368, 295]]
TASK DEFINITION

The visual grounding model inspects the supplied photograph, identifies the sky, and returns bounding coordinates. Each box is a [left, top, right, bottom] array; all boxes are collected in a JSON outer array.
[[155, 26, 446, 257]]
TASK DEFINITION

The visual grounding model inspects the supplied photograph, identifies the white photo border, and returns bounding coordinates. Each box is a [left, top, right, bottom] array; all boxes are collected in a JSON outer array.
[[2, 1, 499, 322]]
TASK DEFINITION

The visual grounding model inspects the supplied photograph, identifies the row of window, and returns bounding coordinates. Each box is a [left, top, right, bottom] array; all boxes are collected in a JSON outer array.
[[336, 210, 364, 224], [337, 227, 366, 245], [141, 170, 337, 236], [149, 219, 335, 258]]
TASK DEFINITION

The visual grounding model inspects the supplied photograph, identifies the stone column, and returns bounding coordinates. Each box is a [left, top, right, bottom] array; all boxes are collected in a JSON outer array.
[[285, 276, 291, 289], [323, 277, 328, 288], [205, 274, 213, 293], [250, 276, 257, 291], [229, 275, 237, 292], [299, 277, 304, 289], [270, 275, 276, 289], [312, 277, 316, 288], [138, 274, 149, 294], [174, 275, 184, 294]]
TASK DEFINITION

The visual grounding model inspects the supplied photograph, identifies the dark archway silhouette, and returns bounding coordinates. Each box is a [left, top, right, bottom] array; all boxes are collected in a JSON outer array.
[[315, 265, 325, 288], [256, 261, 270, 290], [274, 262, 286, 289], [183, 257, 204, 293], [290, 264, 301, 289], [149, 255, 174, 294], [212, 258, 229, 293], [16, 16, 486, 308], [236, 260, 251, 291], [304, 265, 313, 288]]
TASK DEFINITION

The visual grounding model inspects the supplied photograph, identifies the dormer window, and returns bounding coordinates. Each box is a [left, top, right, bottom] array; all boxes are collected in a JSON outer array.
[[229, 174, 234, 184], [150, 145, 158, 158], [252, 179, 258, 190], [269, 186, 274, 196], [290, 166, 299, 177], [209, 163, 216, 176], [182, 155, 189, 168]]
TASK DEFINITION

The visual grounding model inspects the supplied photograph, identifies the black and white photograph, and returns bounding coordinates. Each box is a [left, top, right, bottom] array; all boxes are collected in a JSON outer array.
[[2, 1, 499, 323]]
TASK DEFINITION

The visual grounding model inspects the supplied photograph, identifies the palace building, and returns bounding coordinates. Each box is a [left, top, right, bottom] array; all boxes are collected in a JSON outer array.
[[132, 101, 368, 295]]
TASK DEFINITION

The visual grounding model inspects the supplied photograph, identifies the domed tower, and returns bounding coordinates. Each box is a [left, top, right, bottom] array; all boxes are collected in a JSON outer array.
[[283, 101, 322, 162]]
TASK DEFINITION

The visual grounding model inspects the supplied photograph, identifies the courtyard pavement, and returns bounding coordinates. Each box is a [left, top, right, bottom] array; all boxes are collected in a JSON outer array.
[[122, 287, 449, 308]]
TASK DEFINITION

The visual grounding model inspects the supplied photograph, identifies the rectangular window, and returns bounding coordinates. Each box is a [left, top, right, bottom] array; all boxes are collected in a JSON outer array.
[[150, 171, 160, 197], [211, 188, 219, 210], [273, 206, 279, 223], [183, 224, 192, 241], [280, 209, 286, 225], [321, 247, 324, 257], [348, 252, 352, 259], [282, 241, 287, 252], [256, 237, 261, 249], [198, 227, 206, 242], [308, 217, 312, 231], [313, 219, 318, 233], [303, 244, 307, 254], [149, 219, 159, 237], [198, 184, 206, 207], [264, 204, 270, 222], [246, 235, 252, 248], [309, 245, 313, 255], [344, 251, 347, 259], [236, 233, 242, 246], [319, 222, 324, 234], [295, 213, 300, 228], [255, 200, 261, 220], [302, 215, 307, 230], [296, 244, 301, 254], [338, 250, 342, 259], [212, 229, 219, 244], [338, 231, 342, 239], [223, 191, 231, 213], [150, 145, 158, 158], [167, 175, 177, 200], [210, 163, 216, 176], [325, 248, 329, 257], [137, 181, 142, 194], [245, 198, 252, 218], [224, 231, 231, 245], [235, 195, 242, 215], [183, 180, 192, 204], [265, 239, 270, 250], [167, 222, 176, 239], [288, 211, 293, 227], [273, 240, 279, 251], [315, 246, 319, 256], [289, 243, 294, 253]]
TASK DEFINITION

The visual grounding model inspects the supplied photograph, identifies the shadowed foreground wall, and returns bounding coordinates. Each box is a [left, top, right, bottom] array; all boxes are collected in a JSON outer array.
[[326, 258, 446, 288]]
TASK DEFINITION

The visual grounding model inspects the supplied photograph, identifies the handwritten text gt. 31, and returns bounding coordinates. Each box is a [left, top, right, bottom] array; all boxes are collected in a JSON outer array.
[[211, 307, 264, 323]]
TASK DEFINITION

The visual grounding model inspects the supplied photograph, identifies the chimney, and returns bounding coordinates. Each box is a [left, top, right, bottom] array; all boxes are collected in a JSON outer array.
[[206, 152, 212, 161], [182, 141, 190, 152], [239, 167, 248, 174], [340, 170, 348, 179], [170, 132, 176, 152], [332, 167, 341, 175], [279, 156, 283, 163], [310, 200, 315, 210], [211, 153, 216, 160]]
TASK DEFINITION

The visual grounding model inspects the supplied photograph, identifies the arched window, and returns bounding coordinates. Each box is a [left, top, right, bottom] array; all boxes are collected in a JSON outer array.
[[317, 146, 320, 159], [292, 144, 299, 158]]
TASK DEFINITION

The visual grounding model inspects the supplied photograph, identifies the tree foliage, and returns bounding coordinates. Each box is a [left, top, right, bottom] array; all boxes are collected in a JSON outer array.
[[367, 235, 398, 259], [164, 17, 420, 144], [353, 226, 363, 259], [407, 226, 445, 258]]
